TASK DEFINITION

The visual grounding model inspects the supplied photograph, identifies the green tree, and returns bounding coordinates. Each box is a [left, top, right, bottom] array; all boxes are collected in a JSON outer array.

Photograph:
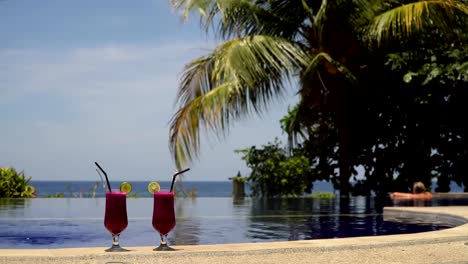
[[169, 0, 468, 196], [378, 44, 468, 193], [236, 139, 314, 197], [0, 167, 36, 198], [280, 43, 468, 196]]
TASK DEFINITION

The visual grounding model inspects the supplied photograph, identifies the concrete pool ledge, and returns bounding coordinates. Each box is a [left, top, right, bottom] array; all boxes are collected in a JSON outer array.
[[2, 206, 468, 264]]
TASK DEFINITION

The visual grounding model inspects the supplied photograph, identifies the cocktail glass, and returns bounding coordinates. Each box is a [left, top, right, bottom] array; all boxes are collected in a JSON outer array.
[[152, 190, 176, 251], [104, 191, 129, 252]]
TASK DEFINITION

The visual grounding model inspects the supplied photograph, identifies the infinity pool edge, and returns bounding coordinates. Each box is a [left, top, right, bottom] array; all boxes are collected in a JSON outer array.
[[1, 206, 468, 258]]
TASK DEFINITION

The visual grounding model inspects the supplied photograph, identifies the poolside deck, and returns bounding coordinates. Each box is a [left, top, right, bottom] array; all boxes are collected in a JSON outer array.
[[1, 206, 468, 263]]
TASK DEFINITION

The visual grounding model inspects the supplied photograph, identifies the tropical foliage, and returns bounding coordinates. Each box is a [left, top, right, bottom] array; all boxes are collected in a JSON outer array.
[[169, 0, 468, 196], [0, 167, 36, 198], [308, 192, 336, 199], [236, 139, 314, 197], [267, 41, 468, 196], [376, 44, 468, 193]]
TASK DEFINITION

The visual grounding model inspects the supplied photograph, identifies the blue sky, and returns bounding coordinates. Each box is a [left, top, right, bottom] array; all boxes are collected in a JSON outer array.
[[0, 0, 298, 181]]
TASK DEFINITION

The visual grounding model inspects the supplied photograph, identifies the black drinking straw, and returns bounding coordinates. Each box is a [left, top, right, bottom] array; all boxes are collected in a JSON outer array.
[[170, 168, 190, 192], [94, 162, 112, 192]]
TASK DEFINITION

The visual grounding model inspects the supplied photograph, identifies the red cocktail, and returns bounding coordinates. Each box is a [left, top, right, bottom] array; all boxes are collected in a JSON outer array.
[[104, 191, 128, 252], [152, 191, 176, 251]]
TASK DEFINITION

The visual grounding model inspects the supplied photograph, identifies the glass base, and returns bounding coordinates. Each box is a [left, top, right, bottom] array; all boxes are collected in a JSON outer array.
[[154, 233, 175, 251], [105, 244, 129, 252], [105, 234, 129, 252], [154, 243, 175, 251]]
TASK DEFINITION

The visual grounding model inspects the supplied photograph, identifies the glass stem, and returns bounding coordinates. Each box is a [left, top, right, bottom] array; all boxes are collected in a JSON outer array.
[[160, 234, 167, 246], [112, 234, 120, 246]]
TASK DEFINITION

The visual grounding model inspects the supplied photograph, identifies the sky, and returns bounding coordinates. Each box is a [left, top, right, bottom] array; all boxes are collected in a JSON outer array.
[[0, 0, 298, 182]]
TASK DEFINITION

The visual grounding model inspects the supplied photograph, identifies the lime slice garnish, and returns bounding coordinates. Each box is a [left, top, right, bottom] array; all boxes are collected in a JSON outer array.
[[148, 181, 161, 193], [120, 182, 132, 193]]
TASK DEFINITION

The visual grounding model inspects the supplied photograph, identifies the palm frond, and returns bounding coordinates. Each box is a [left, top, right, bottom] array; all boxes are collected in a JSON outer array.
[[170, 35, 308, 167], [170, 82, 235, 167], [171, 0, 215, 20], [172, 0, 309, 40], [312, 0, 327, 42], [280, 104, 308, 147], [368, 0, 468, 45], [302, 52, 358, 85]]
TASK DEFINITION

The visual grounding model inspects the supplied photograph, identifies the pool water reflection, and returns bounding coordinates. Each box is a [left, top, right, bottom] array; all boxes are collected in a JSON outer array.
[[0, 197, 462, 248]]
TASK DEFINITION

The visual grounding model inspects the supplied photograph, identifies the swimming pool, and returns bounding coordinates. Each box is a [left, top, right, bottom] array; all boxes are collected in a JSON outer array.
[[0, 197, 462, 249]]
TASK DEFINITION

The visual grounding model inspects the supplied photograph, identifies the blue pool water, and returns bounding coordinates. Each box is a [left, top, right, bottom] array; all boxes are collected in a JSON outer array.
[[0, 197, 464, 249]]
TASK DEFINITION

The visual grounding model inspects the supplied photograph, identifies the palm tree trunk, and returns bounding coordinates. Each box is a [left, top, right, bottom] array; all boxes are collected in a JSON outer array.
[[335, 85, 351, 197], [317, 53, 354, 197]]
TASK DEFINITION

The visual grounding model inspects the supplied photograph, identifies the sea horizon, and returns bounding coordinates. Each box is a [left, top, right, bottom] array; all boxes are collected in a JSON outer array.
[[26, 180, 465, 199]]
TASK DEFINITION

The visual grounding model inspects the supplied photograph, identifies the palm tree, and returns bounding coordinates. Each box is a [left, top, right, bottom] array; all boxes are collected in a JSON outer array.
[[168, 0, 468, 196]]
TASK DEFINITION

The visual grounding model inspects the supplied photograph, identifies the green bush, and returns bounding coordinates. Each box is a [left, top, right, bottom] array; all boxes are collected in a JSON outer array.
[[236, 139, 314, 197], [42, 193, 65, 198], [0, 167, 36, 198], [308, 192, 336, 199]]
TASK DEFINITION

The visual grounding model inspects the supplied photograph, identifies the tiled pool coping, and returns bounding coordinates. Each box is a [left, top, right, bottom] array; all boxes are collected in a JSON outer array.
[[1, 206, 468, 263]]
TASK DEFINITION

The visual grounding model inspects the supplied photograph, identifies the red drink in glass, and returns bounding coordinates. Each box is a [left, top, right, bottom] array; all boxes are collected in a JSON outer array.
[[152, 191, 175, 250], [152, 191, 175, 235], [105, 191, 128, 234], [104, 191, 128, 251]]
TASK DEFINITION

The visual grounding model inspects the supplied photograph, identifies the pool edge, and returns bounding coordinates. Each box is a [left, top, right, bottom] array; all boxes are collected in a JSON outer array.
[[1, 206, 468, 258]]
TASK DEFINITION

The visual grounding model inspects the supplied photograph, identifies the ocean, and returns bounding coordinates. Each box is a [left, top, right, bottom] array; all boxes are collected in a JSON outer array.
[[30, 181, 236, 198], [29, 180, 463, 198], [29, 180, 337, 198]]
